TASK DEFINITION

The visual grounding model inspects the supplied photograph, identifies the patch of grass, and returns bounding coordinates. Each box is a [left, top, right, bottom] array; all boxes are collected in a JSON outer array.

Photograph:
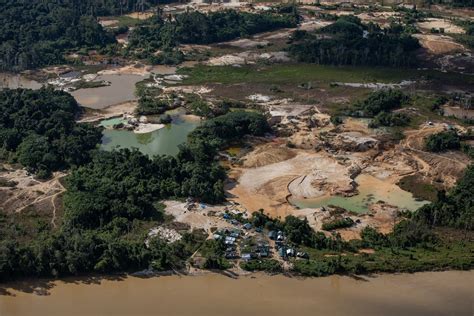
[[398, 175, 439, 202], [115, 15, 145, 28], [178, 64, 474, 87]]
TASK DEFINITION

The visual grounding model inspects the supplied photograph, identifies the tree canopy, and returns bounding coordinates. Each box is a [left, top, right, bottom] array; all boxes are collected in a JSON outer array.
[[0, 88, 102, 177], [0, 0, 116, 71], [127, 9, 300, 62], [289, 16, 420, 67]]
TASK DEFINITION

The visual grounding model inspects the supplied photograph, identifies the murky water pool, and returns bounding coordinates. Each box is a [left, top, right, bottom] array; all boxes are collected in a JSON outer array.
[[289, 174, 430, 213], [100, 110, 200, 157]]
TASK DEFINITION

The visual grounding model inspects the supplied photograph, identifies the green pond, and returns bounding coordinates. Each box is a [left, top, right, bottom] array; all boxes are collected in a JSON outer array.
[[101, 112, 200, 157], [289, 174, 430, 213]]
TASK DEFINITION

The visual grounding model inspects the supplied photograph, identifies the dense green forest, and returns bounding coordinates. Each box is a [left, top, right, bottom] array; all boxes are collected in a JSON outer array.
[[0, 110, 270, 280], [426, 0, 474, 7], [288, 16, 420, 67], [414, 165, 473, 230], [70, 0, 163, 16], [0, 88, 102, 178], [127, 8, 300, 63], [0, 0, 116, 71], [425, 130, 461, 152]]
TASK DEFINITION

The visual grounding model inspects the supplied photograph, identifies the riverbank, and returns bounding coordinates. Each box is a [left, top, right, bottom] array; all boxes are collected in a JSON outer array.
[[1, 270, 472, 316]]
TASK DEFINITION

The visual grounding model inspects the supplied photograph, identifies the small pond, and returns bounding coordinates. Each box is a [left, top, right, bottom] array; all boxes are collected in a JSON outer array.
[[289, 174, 430, 213], [100, 109, 200, 157], [72, 74, 145, 109]]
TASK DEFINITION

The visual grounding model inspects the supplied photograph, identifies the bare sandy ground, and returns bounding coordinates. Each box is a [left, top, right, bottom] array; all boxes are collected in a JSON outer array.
[[400, 124, 470, 188], [417, 18, 466, 34], [207, 51, 290, 66], [414, 34, 466, 55], [228, 145, 361, 219], [98, 19, 119, 27], [134, 123, 165, 134], [0, 166, 65, 227], [125, 12, 155, 20], [98, 64, 153, 76], [78, 101, 138, 123], [163, 200, 234, 232]]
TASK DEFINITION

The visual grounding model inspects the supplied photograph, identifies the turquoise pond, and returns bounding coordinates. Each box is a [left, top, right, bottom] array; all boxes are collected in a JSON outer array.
[[100, 111, 200, 157]]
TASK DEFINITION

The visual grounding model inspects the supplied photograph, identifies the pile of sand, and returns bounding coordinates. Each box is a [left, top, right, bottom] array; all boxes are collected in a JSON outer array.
[[242, 144, 296, 168]]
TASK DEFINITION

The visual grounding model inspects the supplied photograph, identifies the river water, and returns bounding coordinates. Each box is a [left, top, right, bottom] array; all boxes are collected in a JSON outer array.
[[0, 271, 472, 316]]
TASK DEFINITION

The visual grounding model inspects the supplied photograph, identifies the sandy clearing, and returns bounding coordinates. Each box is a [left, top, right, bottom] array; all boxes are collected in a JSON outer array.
[[414, 34, 465, 55], [98, 64, 153, 76], [78, 101, 138, 123], [125, 12, 155, 20], [0, 167, 66, 217], [228, 147, 359, 218], [163, 200, 234, 232], [400, 124, 470, 188], [417, 18, 466, 34], [223, 38, 270, 49], [99, 19, 119, 27], [134, 123, 165, 134], [206, 51, 290, 66]]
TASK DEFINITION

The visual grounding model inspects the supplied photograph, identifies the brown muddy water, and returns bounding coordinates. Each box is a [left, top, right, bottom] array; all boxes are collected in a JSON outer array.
[[71, 74, 145, 109], [0, 271, 472, 316], [0, 73, 43, 90]]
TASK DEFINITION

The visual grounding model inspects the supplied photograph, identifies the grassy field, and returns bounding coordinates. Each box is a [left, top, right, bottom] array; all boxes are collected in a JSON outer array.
[[397, 175, 440, 202], [178, 64, 474, 87]]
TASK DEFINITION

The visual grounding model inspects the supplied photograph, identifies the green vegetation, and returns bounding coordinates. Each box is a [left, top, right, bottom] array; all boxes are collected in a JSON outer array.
[[397, 175, 439, 202], [322, 217, 355, 231], [86, 1, 161, 16], [0, 1, 116, 71], [199, 239, 231, 270], [349, 89, 410, 117], [127, 9, 299, 63], [425, 130, 461, 152], [288, 16, 420, 67], [0, 88, 102, 178], [240, 259, 282, 273], [188, 111, 270, 148], [430, 0, 474, 8], [63, 148, 224, 228], [453, 21, 474, 48], [249, 211, 349, 251], [134, 82, 174, 115], [0, 109, 270, 281], [339, 89, 413, 129], [414, 165, 474, 230], [368, 112, 411, 128], [294, 239, 474, 276], [178, 64, 474, 87]]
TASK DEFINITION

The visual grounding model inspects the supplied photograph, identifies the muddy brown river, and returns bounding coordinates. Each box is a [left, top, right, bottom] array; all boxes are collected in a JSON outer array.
[[0, 271, 472, 316]]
